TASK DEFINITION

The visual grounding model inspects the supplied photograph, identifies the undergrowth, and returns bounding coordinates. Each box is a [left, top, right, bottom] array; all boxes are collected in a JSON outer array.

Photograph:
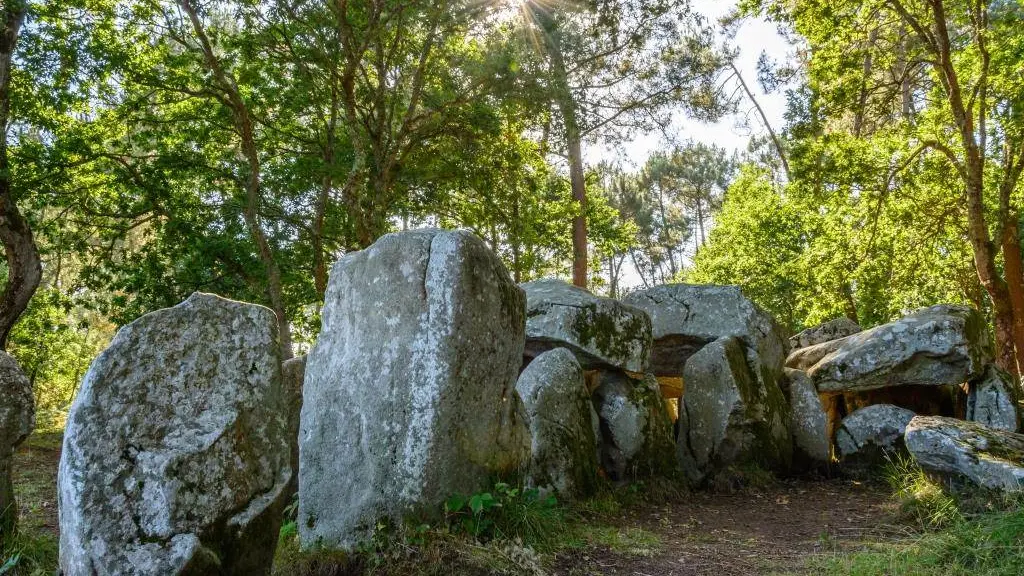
[[0, 531, 59, 576], [814, 455, 1024, 576]]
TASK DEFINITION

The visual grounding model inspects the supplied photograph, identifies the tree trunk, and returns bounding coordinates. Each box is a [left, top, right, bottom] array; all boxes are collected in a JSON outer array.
[[730, 61, 790, 180], [536, 8, 587, 288], [0, 3, 39, 351], [1001, 218, 1024, 378]]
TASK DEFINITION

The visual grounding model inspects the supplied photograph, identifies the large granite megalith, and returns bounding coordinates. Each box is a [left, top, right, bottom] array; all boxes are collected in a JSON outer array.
[[299, 229, 529, 550], [0, 351, 34, 538], [522, 279, 652, 373], [806, 305, 990, 393], [516, 348, 599, 498], [677, 336, 792, 484], [905, 416, 1024, 493], [58, 293, 291, 576]]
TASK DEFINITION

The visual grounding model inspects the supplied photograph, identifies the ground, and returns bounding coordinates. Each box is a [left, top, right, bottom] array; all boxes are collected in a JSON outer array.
[[8, 432, 904, 575]]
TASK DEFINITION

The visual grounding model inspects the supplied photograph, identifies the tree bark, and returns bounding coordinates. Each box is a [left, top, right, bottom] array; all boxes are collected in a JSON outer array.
[[1001, 218, 1024, 378], [0, 2, 40, 351]]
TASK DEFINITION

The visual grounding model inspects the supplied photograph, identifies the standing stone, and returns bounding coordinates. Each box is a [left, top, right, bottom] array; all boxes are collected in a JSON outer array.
[[966, 365, 1021, 432], [834, 404, 916, 465], [0, 351, 34, 538], [299, 229, 529, 550], [808, 305, 990, 393], [282, 354, 306, 493], [784, 368, 830, 465], [59, 293, 291, 576], [591, 372, 675, 482], [522, 279, 652, 373], [624, 284, 787, 380], [789, 317, 861, 350], [516, 348, 599, 498], [677, 336, 792, 484], [905, 416, 1024, 493]]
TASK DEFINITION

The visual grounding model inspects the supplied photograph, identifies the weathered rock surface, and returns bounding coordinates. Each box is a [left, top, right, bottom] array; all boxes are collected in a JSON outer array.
[[282, 354, 306, 491], [835, 404, 915, 464], [677, 336, 792, 484], [523, 279, 652, 373], [905, 416, 1024, 492], [789, 317, 861, 350], [1, 351, 34, 534], [299, 229, 529, 550], [624, 284, 787, 379], [784, 368, 830, 465], [592, 372, 675, 481], [809, 305, 990, 393], [785, 338, 847, 372], [966, 365, 1020, 432], [516, 348, 599, 498], [58, 293, 291, 576]]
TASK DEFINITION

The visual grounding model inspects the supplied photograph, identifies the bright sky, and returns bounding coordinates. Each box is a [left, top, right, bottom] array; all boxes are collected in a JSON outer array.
[[587, 0, 791, 167]]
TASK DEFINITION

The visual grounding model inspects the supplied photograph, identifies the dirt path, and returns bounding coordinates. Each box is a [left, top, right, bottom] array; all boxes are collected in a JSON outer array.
[[13, 436, 897, 575], [554, 479, 896, 576]]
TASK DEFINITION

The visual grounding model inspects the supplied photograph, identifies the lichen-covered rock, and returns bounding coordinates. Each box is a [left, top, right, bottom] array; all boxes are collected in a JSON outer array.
[[58, 293, 291, 576], [592, 372, 675, 481], [1, 351, 34, 536], [523, 279, 652, 373], [516, 348, 599, 498], [966, 365, 1021, 432], [835, 404, 916, 465], [789, 318, 861, 350], [808, 305, 990, 393], [677, 336, 792, 484], [299, 229, 529, 550], [624, 284, 787, 379], [785, 337, 847, 372], [905, 416, 1024, 492], [282, 354, 306, 493], [784, 368, 830, 465]]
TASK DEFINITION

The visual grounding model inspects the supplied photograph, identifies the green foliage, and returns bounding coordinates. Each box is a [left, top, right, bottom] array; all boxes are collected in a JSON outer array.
[[444, 482, 563, 552], [0, 531, 58, 576], [883, 454, 962, 530]]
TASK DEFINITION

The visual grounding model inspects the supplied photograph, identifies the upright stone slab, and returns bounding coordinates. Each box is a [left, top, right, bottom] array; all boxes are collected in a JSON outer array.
[[783, 368, 830, 465], [515, 348, 599, 498], [677, 336, 792, 484], [905, 416, 1024, 493], [522, 279, 652, 373], [283, 354, 306, 493], [299, 229, 529, 550], [789, 317, 861, 350], [591, 371, 675, 482], [59, 293, 291, 576], [0, 352, 34, 537], [808, 305, 990, 393], [624, 284, 787, 379], [966, 365, 1021, 432], [834, 404, 916, 465]]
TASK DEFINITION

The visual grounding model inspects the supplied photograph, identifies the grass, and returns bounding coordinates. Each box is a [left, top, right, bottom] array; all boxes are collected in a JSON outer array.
[[811, 455, 1024, 576]]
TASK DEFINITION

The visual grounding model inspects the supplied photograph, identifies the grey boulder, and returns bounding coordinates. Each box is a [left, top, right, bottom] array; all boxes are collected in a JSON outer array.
[[624, 284, 787, 379], [523, 279, 652, 373], [784, 368, 830, 465], [282, 354, 306, 492], [966, 365, 1021, 432], [809, 305, 990, 393], [835, 404, 915, 464], [905, 416, 1024, 492], [58, 293, 291, 576], [299, 229, 529, 550], [789, 317, 861, 350], [1, 351, 34, 534], [592, 372, 675, 481], [677, 336, 792, 484], [516, 348, 599, 498]]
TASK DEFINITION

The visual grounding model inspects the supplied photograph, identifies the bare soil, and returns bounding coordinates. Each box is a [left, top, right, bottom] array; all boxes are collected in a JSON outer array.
[[553, 478, 897, 576]]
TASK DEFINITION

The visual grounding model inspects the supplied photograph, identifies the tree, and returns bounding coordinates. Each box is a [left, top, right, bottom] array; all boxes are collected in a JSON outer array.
[[746, 0, 1024, 375], [518, 0, 726, 288]]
